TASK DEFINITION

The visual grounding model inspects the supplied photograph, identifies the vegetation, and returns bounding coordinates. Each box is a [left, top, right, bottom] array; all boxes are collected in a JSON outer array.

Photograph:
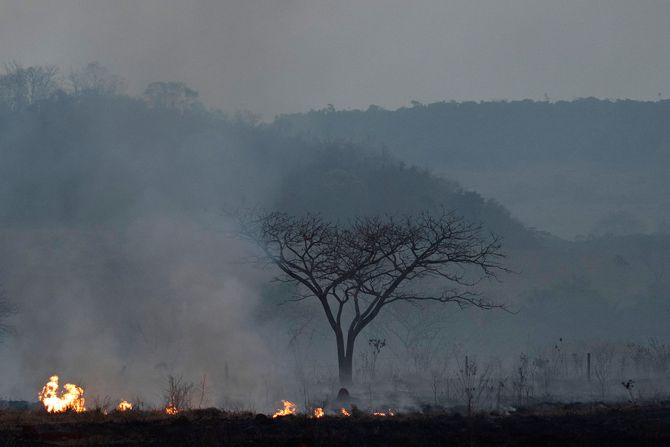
[[2, 402, 670, 446], [0, 62, 669, 413], [274, 100, 670, 237], [241, 210, 506, 385]]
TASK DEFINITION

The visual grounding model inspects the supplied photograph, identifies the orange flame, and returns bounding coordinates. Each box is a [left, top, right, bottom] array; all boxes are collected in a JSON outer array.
[[373, 410, 395, 416], [313, 407, 325, 418], [38, 375, 86, 413], [272, 400, 297, 418], [117, 400, 133, 412], [165, 404, 179, 415], [340, 407, 351, 417]]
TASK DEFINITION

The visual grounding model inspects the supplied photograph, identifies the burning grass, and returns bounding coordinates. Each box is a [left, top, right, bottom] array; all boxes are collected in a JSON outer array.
[[117, 400, 133, 412], [2, 402, 670, 446], [4, 373, 670, 445], [272, 400, 297, 418], [38, 376, 86, 413]]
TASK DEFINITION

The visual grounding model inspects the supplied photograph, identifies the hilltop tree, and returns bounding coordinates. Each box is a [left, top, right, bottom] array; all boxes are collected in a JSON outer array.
[[241, 210, 506, 385], [69, 62, 125, 97], [0, 62, 59, 111], [144, 81, 200, 112]]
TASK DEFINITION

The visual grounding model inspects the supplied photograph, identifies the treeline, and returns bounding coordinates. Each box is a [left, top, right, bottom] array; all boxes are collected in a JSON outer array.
[[274, 99, 670, 168]]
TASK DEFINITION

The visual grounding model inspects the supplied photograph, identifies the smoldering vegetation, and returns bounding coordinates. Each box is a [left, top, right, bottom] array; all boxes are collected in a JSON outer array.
[[0, 62, 669, 416], [4, 403, 670, 447]]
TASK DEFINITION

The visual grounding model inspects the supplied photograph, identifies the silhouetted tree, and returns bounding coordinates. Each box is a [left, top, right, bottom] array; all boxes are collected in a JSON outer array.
[[0, 62, 59, 111], [241, 210, 506, 385], [144, 81, 200, 112], [69, 62, 125, 97]]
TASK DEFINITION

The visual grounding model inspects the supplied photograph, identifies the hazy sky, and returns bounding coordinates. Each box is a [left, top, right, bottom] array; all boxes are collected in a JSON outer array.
[[1, 0, 669, 117]]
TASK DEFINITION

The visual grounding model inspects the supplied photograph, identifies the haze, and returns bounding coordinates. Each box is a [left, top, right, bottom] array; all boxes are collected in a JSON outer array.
[[1, 0, 669, 117], [0, 0, 669, 416]]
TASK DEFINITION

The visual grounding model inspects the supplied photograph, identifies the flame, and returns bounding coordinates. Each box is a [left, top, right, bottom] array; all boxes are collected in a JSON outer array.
[[165, 404, 179, 415], [313, 407, 325, 418], [117, 400, 133, 412], [38, 375, 86, 413], [340, 407, 351, 417], [272, 400, 297, 418], [373, 410, 395, 416]]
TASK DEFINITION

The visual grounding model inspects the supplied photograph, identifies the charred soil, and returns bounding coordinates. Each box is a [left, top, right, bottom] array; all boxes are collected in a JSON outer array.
[[1, 403, 669, 446]]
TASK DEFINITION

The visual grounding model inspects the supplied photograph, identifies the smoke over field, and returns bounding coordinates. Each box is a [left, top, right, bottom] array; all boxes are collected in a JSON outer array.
[[1, 2, 669, 446]]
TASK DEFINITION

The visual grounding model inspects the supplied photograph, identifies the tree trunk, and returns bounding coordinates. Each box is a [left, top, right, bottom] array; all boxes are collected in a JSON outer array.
[[337, 332, 356, 386], [338, 354, 353, 386]]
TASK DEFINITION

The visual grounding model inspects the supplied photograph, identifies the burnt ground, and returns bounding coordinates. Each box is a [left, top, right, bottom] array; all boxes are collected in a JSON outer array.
[[1, 402, 670, 446]]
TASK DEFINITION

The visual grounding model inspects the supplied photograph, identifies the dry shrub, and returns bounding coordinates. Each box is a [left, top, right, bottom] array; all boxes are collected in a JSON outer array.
[[164, 375, 194, 411]]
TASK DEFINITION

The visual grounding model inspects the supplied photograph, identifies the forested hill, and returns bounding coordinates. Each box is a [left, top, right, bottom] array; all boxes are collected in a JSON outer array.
[[273, 99, 670, 167], [0, 64, 534, 247], [273, 99, 670, 238], [1, 65, 670, 353]]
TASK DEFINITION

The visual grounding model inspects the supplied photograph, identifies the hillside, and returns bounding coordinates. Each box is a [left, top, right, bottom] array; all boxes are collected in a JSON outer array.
[[274, 99, 670, 237], [0, 89, 533, 247]]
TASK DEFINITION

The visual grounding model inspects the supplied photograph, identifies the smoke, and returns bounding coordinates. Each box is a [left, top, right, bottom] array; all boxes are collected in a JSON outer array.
[[1, 1, 669, 411], [0, 217, 278, 406]]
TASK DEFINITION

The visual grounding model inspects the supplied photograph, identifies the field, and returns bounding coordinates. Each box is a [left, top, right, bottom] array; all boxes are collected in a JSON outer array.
[[2, 402, 670, 446]]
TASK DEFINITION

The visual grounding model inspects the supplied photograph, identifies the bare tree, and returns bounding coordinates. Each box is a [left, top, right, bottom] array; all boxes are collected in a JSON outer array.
[[512, 354, 532, 404], [164, 375, 194, 412], [456, 355, 492, 416], [69, 62, 125, 97], [430, 354, 449, 406], [144, 81, 201, 112], [593, 344, 615, 400], [196, 373, 210, 409], [240, 210, 506, 385]]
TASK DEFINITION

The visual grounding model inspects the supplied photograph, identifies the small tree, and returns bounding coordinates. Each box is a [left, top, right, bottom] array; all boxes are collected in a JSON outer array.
[[164, 375, 194, 412], [593, 344, 615, 400], [241, 210, 506, 386], [457, 355, 492, 416]]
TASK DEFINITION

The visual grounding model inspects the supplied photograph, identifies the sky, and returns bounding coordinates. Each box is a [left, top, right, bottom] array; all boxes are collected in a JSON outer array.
[[0, 0, 669, 118]]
